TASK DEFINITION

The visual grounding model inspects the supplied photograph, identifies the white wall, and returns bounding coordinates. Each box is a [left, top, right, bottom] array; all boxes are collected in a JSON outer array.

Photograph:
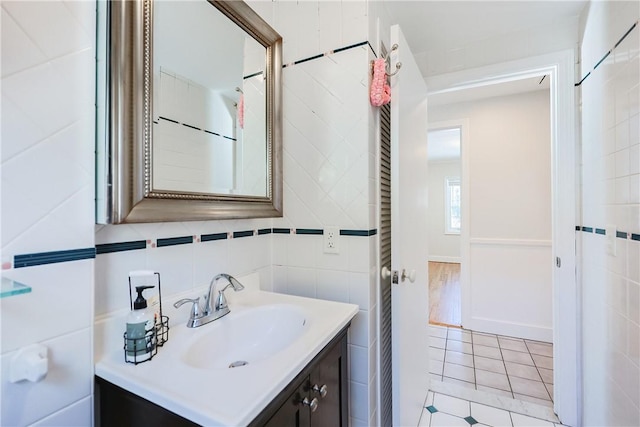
[[579, 1, 640, 425], [427, 160, 461, 262], [430, 90, 553, 341], [1, 1, 95, 425]]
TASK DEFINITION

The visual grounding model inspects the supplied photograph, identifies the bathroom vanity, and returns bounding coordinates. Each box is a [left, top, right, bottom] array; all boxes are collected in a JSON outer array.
[[94, 290, 358, 426]]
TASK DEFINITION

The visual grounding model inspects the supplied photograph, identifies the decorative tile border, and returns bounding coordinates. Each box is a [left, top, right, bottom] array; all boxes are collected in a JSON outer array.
[[616, 231, 628, 239], [10, 223, 637, 269], [156, 116, 236, 142], [91, 229, 379, 263], [272, 228, 291, 234], [577, 225, 640, 242], [244, 70, 263, 80], [14, 247, 96, 269], [283, 40, 376, 70], [9, 224, 637, 269], [201, 232, 228, 242], [296, 228, 323, 235], [233, 230, 254, 238], [156, 236, 193, 247], [340, 229, 377, 236], [576, 21, 638, 86], [96, 240, 147, 254]]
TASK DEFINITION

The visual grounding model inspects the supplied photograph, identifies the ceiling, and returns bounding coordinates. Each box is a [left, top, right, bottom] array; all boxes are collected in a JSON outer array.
[[429, 74, 550, 106], [383, 1, 588, 78], [427, 74, 551, 160]]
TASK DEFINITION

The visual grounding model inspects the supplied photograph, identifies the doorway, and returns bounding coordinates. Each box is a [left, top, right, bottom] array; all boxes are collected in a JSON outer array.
[[430, 75, 553, 340], [427, 75, 556, 404], [421, 50, 577, 426], [427, 127, 462, 327]]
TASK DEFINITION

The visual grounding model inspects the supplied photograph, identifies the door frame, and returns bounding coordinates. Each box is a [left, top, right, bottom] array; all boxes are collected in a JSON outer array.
[[426, 49, 578, 427]]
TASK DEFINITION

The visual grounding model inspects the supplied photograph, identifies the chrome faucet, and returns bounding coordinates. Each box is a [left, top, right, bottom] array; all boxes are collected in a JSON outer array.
[[174, 274, 245, 328]]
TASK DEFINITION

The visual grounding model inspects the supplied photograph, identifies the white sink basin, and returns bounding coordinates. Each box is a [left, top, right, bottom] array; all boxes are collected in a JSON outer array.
[[181, 304, 308, 370], [95, 290, 358, 426]]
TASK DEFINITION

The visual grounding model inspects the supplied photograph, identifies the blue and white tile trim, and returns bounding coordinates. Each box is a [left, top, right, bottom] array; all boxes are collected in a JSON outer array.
[[283, 40, 377, 69], [13, 248, 96, 269], [575, 20, 638, 86], [576, 225, 640, 241], [8, 223, 637, 269], [4, 228, 378, 270]]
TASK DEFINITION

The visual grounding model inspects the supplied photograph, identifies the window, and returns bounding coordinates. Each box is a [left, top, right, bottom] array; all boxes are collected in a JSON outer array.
[[445, 177, 461, 234]]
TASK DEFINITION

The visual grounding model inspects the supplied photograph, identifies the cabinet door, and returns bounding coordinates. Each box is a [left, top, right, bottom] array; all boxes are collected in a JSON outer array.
[[264, 382, 311, 427], [95, 377, 198, 427], [309, 336, 348, 427]]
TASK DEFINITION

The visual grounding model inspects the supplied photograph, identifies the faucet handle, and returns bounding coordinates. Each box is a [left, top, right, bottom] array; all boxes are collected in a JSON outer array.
[[173, 297, 201, 319], [215, 291, 229, 311]]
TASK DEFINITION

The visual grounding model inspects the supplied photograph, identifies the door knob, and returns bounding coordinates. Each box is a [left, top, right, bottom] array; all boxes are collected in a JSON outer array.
[[312, 384, 328, 398], [381, 266, 391, 279], [401, 269, 416, 283], [302, 397, 319, 412]]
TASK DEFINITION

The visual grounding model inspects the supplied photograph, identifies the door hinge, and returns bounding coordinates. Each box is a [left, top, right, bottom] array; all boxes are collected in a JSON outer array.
[[556, 257, 562, 268]]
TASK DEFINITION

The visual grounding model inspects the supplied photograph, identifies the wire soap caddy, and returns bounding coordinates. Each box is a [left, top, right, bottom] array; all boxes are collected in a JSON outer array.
[[123, 271, 170, 365]]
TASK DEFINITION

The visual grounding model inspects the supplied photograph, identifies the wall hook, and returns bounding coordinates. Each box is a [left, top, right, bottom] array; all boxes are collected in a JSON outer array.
[[384, 44, 402, 77]]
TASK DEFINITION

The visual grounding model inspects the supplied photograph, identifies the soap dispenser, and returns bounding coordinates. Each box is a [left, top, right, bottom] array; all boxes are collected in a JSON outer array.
[[125, 285, 156, 363]]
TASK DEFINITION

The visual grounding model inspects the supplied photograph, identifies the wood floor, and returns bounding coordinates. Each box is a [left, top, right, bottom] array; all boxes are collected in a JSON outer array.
[[428, 261, 461, 327]]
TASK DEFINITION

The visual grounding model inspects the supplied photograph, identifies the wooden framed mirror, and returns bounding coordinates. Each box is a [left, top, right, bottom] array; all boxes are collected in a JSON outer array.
[[98, 0, 282, 223]]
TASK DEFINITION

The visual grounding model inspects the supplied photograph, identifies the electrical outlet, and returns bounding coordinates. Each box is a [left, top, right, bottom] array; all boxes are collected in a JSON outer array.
[[324, 227, 340, 254]]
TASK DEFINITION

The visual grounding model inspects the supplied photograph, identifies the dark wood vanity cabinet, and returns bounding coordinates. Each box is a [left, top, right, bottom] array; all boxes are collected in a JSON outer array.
[[95, 377, 198, 427], [250, 325, 349, 427], [262, 381, 311, 427], [95, 326, 349, 427]]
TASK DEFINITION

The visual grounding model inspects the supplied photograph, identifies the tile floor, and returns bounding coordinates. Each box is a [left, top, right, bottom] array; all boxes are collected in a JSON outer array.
[[419, 391, 565, 427], [429, 325, 555, 407]]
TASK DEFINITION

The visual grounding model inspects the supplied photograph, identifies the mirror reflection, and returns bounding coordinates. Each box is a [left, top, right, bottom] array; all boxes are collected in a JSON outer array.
[[153, 1, 268, 197]]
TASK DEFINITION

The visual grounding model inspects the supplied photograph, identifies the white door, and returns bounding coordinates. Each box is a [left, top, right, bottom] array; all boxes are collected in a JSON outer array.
[[389, 24, 430, 426], [550, 53, 578, 427]]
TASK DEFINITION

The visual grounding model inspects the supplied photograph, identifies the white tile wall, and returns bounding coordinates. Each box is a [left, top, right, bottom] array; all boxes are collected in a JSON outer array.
[[1, 329, 92, 426], [580, 1, 640, 425], [1, 1, 95, 425], [2, 1, 376, 425], [30, 396, 92, 427], [251, 1, 377, 423], [95, 221, 274, 316], [93, 0, 378, 424]]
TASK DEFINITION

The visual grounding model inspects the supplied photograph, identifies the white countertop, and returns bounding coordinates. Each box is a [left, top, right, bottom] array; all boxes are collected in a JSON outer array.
[[95, 290, 358, 426]]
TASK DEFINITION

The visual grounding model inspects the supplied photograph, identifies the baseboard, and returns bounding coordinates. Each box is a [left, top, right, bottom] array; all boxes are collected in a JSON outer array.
[[428, 256, 461, 264], [466, 317, 552, 342]]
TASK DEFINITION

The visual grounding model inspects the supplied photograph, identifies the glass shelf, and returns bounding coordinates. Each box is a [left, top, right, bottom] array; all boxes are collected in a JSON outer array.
[[1, 277, 32, 298]]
